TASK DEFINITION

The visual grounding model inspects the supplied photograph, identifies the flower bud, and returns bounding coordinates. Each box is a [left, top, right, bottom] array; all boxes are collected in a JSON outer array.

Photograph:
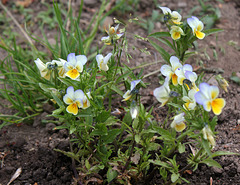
[[130, 101, 139, 120], [215, 74, 229, 92]]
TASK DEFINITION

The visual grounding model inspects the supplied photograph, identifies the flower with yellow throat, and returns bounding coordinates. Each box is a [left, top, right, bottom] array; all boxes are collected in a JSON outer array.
[[64, 53, 87, 80], [170, 26, 184, 40]]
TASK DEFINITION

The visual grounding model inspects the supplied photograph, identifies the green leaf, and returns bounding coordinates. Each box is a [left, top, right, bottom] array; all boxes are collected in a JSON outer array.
[[107, 168, 118, 183], [148, 32, 171, 38], [211, 151, 239, 158], [135, 134, 141, 143], [110, 84, 124, 96], [101, 129, 121, 144], [52, 106, 65, 115], [168, 103, 185, 112], [171, 173, 179, 183], [178, 143, 185, 154], [54, 149, 80, 163], [70, 125, 76, 134], [155, 37, 175, 50], [202, 138, 212, 156], [152, 126, 173, 141], [85, 159, 91, 170], [203, 28, 223, 36], [132, 117, 139, 130], [96, 110, 110, 123], [201, 159, 222, 168], [148, 39, 171, 63], [51, 92, 64, 107], [149, 160, 170, 168], [230, 76, 240, 85]]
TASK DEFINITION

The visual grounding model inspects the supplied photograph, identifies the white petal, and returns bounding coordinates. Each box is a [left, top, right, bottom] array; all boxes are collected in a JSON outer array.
[[101, 36, 110, 41], [115, 24, 119, 31], [171, 11, 182, 22], [130, 79, 141, 91], [182, 96, 191, 102], [170, 56, 182, 71], [66, 86, 75, 100], [100, 63, 109, 71], [185, 71, 197, 82], [182, 64, 193, 72], [74, 89, 84, 99], [175, 67, 184, 77], [159, 6, 171, 14], [195, 91, 207, 105], [104, 53, 112, 64], [96, 54, 103, 65], [161, 64, 172, 77], [188, 89, 197, 100], [209, 85, 219, 99], [76, 55, 87, 66], [174, 113, 185, 124], [67, 53, 77, 64], [34, 58, 47, 72]]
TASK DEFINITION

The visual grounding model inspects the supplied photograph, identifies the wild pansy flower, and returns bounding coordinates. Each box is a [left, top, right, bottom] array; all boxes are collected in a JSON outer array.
[[64, 53, 87, 80], [195, 83, 226, 115], [34, 58, 51, 80], [63, 86, 84, 115], [52, 58, 67, 78], [159, 6, 182, 24], [175, 64, 198, 90], [170, 26, 184, 40], [215, 74, 229, 93], [160, 56, 182, 86], [153, 77, 171, 107], [202, 125, 216, 146], [182, 89, 197, 110], [175, 64, 193, 85], [101, 24, 124, 45], [82, 92, 92, 109], [170, 112, 186, 132], [122, 79, 141, 101], [96, 53, 112, 71], [187, 16, 205, 39]]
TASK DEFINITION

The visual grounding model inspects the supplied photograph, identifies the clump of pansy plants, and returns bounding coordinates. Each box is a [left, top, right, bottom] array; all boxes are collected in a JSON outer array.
[[34, 6, 234, 185]]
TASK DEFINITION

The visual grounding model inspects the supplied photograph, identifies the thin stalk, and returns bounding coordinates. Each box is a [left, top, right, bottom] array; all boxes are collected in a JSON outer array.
[[178, 147, 204, 174], [122, 134, 136, 173]]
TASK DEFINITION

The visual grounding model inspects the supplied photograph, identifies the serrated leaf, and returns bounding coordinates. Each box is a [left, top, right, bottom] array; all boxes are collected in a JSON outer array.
[[132, 117, 139, 130], [101, 129, 121, 144], [135, 134, 141, 143], [107, 168, 118, 183], [85, 159, 91, 170], [152, 126, 173, 141]]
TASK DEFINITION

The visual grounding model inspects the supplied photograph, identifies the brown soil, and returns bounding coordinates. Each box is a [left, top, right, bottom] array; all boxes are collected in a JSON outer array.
[[0, 0, 240, 184]]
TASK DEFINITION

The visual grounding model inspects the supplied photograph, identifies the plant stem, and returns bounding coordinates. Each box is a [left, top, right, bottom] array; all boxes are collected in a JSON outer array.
[[122, 135, 136, 173], [178, 147, 204, 174]]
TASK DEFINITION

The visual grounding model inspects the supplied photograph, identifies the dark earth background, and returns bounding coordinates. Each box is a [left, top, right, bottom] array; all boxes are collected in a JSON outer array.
[[0, 0, 240, 184]]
